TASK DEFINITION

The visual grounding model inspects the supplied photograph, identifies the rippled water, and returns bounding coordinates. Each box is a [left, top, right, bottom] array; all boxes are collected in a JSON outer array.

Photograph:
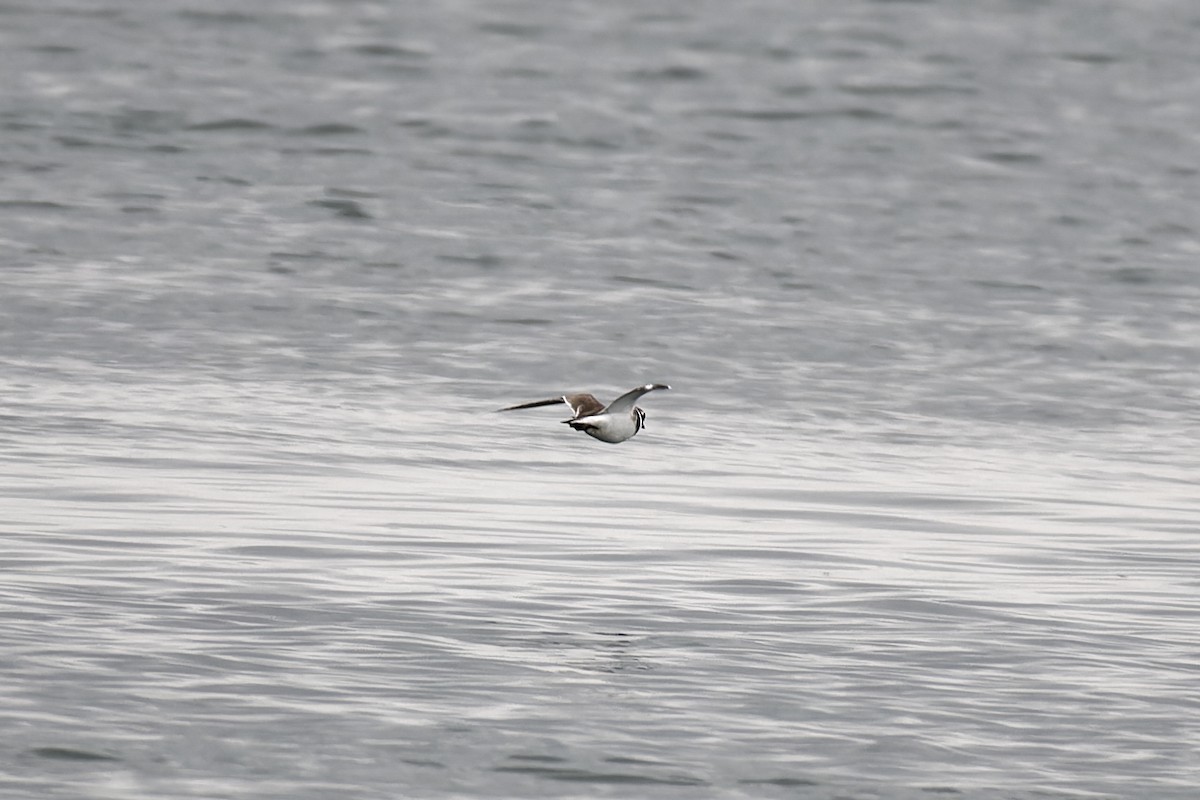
[[3, 1, 1199, 798]]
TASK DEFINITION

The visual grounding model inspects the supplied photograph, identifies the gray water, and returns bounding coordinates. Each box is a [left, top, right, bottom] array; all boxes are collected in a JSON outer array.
[[3, 1, 1199, 798]]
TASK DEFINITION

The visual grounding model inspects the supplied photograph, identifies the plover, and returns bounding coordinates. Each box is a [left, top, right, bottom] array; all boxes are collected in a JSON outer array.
[[500, 383, 670, 444]]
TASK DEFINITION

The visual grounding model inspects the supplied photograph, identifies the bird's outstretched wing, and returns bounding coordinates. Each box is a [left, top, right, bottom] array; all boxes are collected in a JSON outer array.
[[562, 393, 606, 419], [500, 393, 605, 420], [603, 384, 670, 415]]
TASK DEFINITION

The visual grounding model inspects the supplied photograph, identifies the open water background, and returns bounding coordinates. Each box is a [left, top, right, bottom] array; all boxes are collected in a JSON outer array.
[[2, 1, 1199, 798]]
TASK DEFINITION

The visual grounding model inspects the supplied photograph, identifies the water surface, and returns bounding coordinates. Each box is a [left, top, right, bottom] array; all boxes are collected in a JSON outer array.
[[3, 0, 1199, 798]]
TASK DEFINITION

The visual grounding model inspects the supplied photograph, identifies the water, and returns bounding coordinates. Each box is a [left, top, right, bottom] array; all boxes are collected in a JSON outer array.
[[3, 0, 1199, 797]]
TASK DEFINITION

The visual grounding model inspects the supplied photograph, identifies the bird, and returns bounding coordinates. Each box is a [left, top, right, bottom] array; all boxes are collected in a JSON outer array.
[[499, 383, 670, 444]]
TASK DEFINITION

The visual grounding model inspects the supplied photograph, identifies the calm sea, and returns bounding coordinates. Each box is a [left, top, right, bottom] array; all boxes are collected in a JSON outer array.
[[3, 1, 1198, 798]]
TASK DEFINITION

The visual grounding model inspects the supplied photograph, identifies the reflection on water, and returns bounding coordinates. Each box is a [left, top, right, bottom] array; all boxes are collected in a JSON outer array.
[[4, 369, 1196, 798]]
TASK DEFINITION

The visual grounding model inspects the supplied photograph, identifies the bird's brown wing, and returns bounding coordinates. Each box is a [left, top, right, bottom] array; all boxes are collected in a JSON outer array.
[[561, 393, 605, 419], [499, 392, 605, 419]]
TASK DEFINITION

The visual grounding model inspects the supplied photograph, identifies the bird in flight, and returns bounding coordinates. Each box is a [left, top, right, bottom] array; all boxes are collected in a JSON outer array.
[[499, 383, 670, 443]]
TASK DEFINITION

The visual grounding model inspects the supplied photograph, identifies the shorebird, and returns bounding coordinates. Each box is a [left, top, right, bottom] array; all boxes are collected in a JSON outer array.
[[500, 383, 670, 444]]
